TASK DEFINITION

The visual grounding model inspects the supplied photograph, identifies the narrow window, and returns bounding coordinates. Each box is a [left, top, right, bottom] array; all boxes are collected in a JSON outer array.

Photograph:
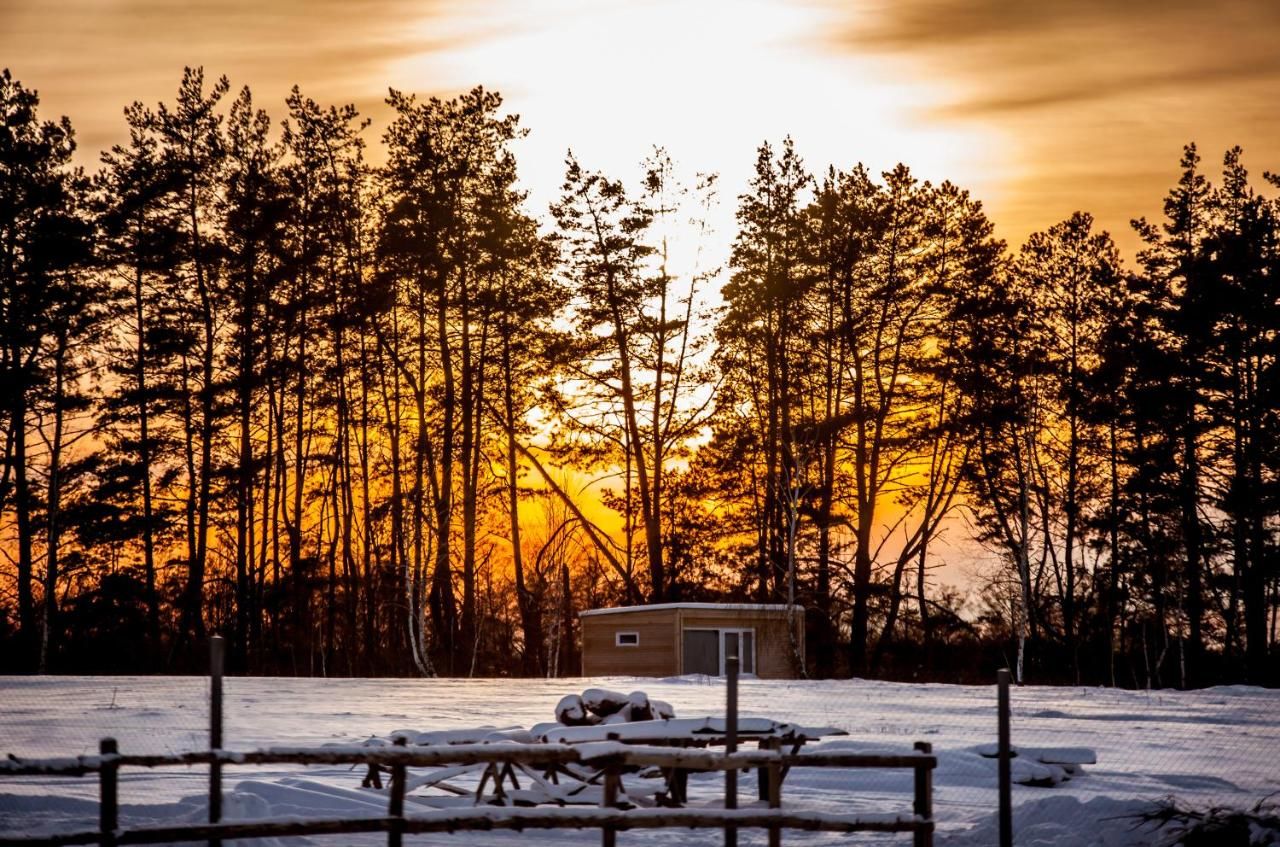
[[616, 631, 640, 647], [720, 629, 756, 675]]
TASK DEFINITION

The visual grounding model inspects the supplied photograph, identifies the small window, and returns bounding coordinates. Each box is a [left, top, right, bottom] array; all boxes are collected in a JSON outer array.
[[616, 631, 640, 647]]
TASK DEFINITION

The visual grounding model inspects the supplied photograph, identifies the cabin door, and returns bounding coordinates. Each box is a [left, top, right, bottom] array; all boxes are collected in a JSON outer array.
[[682, 628, 756, 676], [682, 629, 719, 675]]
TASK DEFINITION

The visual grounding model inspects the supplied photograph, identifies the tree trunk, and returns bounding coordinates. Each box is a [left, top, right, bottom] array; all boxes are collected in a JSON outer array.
[[459, 276, 477, 671], [39, 330, 68, 673], [431, 271, 456, 672], [504, 333, 543, 676], [1181, 405, 1204, 686], [12, 376, 35, 670], [560, 561, 577, 677], [234, 265, 255, 673], [132, 233, 161, 655]]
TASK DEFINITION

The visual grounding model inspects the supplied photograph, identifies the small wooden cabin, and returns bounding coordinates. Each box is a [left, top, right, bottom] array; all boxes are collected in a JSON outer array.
[[579, 603, 804, 679]]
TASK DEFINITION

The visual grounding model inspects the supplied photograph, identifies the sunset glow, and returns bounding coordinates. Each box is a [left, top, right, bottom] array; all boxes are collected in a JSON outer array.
[[3, 0, 1278, 687]]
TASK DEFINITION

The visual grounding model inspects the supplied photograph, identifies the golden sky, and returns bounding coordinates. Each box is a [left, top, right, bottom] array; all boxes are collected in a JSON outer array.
[[4, 0, 1278, 255], [7, 0, 1272, 593]]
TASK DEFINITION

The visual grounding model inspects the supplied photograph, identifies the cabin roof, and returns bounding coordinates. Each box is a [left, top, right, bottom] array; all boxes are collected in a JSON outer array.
[[579, 602, 804, 618]]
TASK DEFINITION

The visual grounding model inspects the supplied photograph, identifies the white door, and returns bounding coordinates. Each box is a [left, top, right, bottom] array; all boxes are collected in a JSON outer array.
[[719, 629, 755, 676]]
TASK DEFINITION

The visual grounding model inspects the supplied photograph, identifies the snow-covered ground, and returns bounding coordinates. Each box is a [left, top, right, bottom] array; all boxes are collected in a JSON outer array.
[[1, 676, 1276, 845]]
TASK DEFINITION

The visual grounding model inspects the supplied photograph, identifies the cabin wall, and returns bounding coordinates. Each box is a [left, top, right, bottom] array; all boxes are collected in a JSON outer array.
[[580, 608, 804, 679], [580, 609, 679, 676]]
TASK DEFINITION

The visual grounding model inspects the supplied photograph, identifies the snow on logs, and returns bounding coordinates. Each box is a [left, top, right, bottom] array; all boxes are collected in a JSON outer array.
[[555, 689, 675, 727], [975, 744, 1097, 787], [367, 689, 840, 750]]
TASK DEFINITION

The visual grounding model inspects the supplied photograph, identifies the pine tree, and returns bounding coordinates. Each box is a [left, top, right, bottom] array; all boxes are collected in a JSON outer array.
[[717, 138, 811, 606], [221, 85, 288, 671], [94, 99, 185, 659], [1132, 144, 1215, 685], [154, 67, 230, 653], [0, 69, 96, 670], [1016, 212, 1122, 680]]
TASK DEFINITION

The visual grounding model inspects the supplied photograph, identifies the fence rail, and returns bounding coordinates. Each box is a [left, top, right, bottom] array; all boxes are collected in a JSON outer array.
[[0, 745, 937, 775], [0, 740, 936, 847]]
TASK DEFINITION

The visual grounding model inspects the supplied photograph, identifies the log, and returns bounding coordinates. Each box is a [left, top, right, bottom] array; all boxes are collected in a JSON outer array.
[[581, 689, 630, 718], [555, 695, 597, 726], [626, 691, 656, 722], [0, 744, 936, 776]]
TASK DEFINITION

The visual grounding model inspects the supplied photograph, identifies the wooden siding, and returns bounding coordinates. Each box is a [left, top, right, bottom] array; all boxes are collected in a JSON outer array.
[[580, 609, 679, 676], [580, 607, 804, 679]]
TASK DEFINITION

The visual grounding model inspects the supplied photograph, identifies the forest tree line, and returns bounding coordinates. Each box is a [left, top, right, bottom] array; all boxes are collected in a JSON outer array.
[[2, 67, 1278, 686]]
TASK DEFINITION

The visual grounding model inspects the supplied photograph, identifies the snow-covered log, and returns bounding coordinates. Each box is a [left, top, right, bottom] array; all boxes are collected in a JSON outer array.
[[625, 691, 656, 721], [554, 694, 597, 726], [581, 688, 631, 717]]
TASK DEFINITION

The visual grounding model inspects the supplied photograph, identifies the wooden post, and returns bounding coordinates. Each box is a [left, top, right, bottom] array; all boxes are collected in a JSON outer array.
[[755, 738, 770, 801], [99, 738, 118, 847], [725, 651, 739, 847], [766, 755, 782, 847], [601, 762, 619, 847], [388, 736, 407, 847], [209, 636, 225, 847], [913, 741, 933, 847], [998, 668, 1013, 847]]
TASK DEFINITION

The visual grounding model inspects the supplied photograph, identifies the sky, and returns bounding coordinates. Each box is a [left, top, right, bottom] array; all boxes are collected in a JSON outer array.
[[4, 0, 1279, 258], [4, 0, 1276, 587]]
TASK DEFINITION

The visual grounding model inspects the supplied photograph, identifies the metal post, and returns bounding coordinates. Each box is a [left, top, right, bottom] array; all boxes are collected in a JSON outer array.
[[725, 651, 739, 847], [998, 668, 1013, 847], [99, 738, 118, 847], [388, 736, 407, 847], [209, 636, 225, 847], [913, 741, 933, 847]]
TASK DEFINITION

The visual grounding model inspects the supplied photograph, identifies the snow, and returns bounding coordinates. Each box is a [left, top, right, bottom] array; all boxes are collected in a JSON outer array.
[[973, 744, 1097, 765], [534, 716, 842, 743], [389, 727, 529, 746], [581, 688, 630, 716], [0, 675, 1276, 845], [556, 694, 589, 725], [578, 603, 800, 617]]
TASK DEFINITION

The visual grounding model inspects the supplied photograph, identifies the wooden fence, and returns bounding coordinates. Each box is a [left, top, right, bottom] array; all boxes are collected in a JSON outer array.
[[0, 639, 937, 847], [0, 740, 935, 847]]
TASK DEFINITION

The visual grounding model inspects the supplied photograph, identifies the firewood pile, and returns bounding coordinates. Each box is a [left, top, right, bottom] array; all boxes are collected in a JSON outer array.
[[552, 688, 676, 727]]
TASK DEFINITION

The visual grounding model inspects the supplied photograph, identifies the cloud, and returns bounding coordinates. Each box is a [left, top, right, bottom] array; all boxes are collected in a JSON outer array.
[[798, 0, 1280, 254], [0, 0, 483, 159], [5, 0, 1275, 257], [830, 0, 1280, 114], [937, 56, 1280, 117]]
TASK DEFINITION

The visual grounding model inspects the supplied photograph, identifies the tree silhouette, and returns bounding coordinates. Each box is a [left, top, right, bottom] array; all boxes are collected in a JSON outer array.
[[0, 65, 1277, 685]]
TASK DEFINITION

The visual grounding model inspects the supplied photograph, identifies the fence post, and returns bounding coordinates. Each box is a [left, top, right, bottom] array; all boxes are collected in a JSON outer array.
[[388, 736, 407, 847], [997, 668, 1013, 847], [601, 762, 619, 847], [766, 753, 782, 847], [913, 741, 933, 847], [99, 738, 118, 847], [209, 635, 224, 847], [725, 651, 739, 847]]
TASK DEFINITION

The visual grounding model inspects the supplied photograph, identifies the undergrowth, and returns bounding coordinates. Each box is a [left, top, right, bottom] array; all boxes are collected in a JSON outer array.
[[1137, 795, 1280, 846]]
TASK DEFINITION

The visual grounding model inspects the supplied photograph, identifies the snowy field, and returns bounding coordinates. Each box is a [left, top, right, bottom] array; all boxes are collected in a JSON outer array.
[[1, 676, 1276, 845]]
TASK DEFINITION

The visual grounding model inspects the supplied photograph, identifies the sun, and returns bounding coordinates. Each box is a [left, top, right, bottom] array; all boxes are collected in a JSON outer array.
[[385, 0, 1005, 224]]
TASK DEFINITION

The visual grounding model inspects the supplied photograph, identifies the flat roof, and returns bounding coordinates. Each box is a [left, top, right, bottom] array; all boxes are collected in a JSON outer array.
[[579, 602, 804, 618]]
